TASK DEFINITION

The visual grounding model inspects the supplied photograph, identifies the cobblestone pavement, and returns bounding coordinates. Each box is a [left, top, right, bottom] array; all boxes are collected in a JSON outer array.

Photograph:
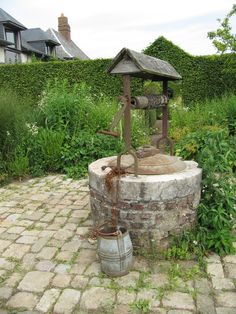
[[0, 175, 235, 314]]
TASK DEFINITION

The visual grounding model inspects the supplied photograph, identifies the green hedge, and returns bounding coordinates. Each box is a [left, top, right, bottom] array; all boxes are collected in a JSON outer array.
[[1, 38, 235, 104], [144, 36, 236, 104], [0, 59, 143, 100]]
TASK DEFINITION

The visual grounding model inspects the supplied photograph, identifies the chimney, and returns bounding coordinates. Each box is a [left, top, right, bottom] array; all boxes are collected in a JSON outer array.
[[58, 13, 71, 41]]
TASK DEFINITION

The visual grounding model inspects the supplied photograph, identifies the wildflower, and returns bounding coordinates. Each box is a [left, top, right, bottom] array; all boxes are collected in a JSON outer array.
[[6, 131, 10, 136], [26, 122, 39, 136]]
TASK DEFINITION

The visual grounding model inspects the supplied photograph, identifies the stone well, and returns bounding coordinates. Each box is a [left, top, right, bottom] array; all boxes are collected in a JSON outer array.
[[89, 156, 202, 250]]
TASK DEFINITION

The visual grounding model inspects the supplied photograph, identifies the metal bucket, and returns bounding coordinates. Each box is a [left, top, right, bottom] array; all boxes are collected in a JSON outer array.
[[97, 223, 133, 277]]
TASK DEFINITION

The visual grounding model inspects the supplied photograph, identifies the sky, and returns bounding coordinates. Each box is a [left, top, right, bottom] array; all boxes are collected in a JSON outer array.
[[1, 0, 236, 59]]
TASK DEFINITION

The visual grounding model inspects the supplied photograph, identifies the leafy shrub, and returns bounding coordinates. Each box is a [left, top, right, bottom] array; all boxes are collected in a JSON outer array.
[[175, 128, 236, 255]]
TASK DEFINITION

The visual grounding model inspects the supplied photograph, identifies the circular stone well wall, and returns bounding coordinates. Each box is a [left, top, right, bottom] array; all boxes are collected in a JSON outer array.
[[89, 156, 202, 250]]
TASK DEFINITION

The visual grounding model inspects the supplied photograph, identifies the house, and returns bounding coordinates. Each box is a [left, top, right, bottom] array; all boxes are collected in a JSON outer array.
[[21, 28, 60, 59], [46, 14, 89, 60], [0, 8, 27, 63], [0, 8, 89, 63]]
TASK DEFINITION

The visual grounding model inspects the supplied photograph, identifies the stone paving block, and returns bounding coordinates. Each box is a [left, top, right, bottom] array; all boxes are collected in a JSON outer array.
[[215, 292, 236, 307], [7, 292, 39, 310], [162, 292, 195, 310], [194, 278, 212, 294], [39, 230, 55, 238], [3, 243, 30, 259], [55, 250, 74, 262], [16, 235, 38, 244], [63, 223, 77, 231], [40, 213, 55, 223], [52, 274, 71, 288], [0, 286, 13, 300], [223, 255, 236, 264], [115, 271, 139, 288], [216, 307, 236, 314], [207, 263, 224, 278], [84, 261, 101, 276], [36, 247, 57, 259], [31, 237, 49, 253], [224, 263, 236, 279], [71, 275, 89, 289], [212, 277, 235, 290], [22, 230, 41, 237], [137, 288, 160, 307], [196, 293, 215, 314], [0, 239, 11, 252], [80, 287, 115, 311], [53, 288, 81, 314], [88, 276, 111, 287], [167, 311, 192, 314], [0, 257, 15, 270], [35, 288, 60, 313], [54, 263, 71, 274], [76, 226, 90, 237], [71, 210, 89, 219], [61, 240, 81, 252], [35, 260, 56, 272], [53, 229, 73, 241], [5, 273, 22, 287], [18, 271, 54, 292], [22, 253, 36, 270], [205, 253, 221, 264], [7, 226, 25, 234], [117, 289, 136, 304], [149, 273, 169, 288], [113, 304, 132, 314]]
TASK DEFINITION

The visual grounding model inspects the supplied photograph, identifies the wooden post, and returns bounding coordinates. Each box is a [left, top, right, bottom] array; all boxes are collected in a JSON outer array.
[[162, 80, 168, 138], [123, 75, 131, 151]]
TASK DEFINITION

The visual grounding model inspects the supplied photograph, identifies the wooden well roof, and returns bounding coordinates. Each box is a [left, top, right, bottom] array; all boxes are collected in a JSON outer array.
[[107, 48, 182, 81]]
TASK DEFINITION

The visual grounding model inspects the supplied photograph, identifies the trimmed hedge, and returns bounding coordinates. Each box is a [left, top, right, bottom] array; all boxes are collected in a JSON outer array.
[[0, 37, 235, 104], [144, 37, 236, 104], [0, 58, 143, 100]]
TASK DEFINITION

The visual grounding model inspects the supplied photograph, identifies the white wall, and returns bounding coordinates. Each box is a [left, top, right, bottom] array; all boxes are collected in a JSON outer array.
[[21, 53, 31, 63], [0, 47, 5, 63]]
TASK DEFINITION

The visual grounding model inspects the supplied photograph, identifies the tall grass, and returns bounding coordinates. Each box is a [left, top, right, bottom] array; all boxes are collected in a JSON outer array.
[[170, 94, 236, 140]]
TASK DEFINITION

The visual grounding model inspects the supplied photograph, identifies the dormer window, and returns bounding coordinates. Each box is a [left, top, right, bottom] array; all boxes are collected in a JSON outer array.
[[5, 29, 18, 49]]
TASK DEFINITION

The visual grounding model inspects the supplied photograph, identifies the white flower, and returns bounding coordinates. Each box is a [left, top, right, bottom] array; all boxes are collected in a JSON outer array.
[[26, 122, 39, 136], [6, 131, 10, 136]]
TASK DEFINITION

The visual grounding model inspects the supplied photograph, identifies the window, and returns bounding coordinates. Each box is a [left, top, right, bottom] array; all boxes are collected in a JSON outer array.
[[5, 50, 20, 64], [5, 29, 18, 49]]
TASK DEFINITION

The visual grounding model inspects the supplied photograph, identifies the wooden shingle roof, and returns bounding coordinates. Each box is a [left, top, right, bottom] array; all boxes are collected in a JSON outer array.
[[108, 48, 181, 81]]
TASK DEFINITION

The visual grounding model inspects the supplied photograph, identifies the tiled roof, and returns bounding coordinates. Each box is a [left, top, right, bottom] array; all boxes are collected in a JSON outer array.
[[21, 28, 59, 45], [0, 8, 26, 30], [46, 28, 89, 60]]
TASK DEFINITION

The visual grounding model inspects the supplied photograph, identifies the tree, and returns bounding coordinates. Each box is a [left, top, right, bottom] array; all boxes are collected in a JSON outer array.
[[208, 4, 236, 54]]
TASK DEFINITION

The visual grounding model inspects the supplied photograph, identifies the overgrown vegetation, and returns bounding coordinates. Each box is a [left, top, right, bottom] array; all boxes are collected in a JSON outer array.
[[0, 80, 148, 183], [170, 94, 236, 256]]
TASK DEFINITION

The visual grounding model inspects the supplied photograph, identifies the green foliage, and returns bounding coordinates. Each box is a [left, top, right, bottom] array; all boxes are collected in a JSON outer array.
[[0, 58, 143, 101], [37, 128, 65, 172], [8, 153, 29, 179], [0, 89, 32, 160], [208, 4, 236, 53], [130, 299, 150, 313], [144, 36, 236, 104], [0, 80, 147, 181], [175, 128, 236, 255]]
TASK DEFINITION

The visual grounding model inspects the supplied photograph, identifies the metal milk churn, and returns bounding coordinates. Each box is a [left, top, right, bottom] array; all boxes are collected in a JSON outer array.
[[97, 223, 133, 277]]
